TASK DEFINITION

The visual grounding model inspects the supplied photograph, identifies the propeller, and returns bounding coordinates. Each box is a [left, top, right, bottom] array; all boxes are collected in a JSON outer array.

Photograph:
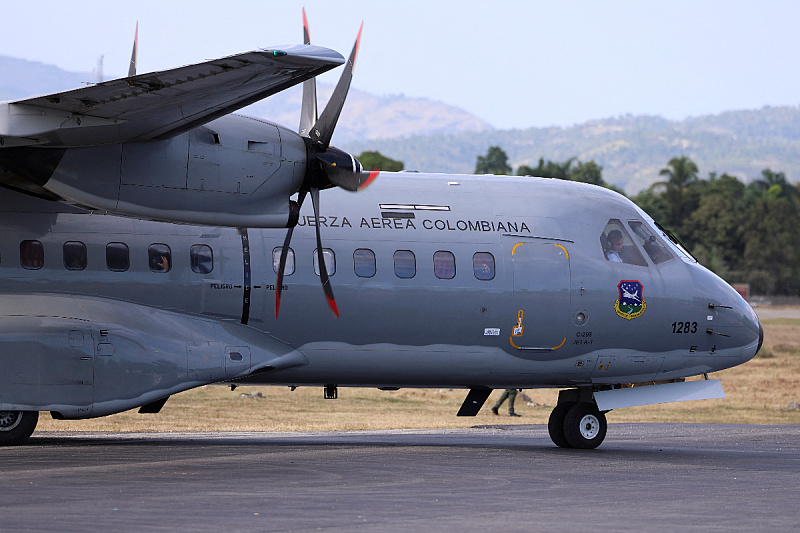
[[275, 10, 379, 319], [128, 22, 138, 77]]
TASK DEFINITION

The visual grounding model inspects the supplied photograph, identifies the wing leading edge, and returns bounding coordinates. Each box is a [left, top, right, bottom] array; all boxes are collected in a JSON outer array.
[[0, 44, 344, 147]]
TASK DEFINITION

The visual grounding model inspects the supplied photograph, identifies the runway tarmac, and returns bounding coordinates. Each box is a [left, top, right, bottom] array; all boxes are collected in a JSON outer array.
[[2, 424, 800, 532]]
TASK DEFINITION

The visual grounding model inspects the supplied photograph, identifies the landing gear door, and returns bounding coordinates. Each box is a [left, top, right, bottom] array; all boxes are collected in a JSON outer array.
[[507, 240, 571, 353]]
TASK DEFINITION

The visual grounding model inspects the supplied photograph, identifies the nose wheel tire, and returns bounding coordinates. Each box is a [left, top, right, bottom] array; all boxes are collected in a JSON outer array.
[[548, 401, 576, 448], [0, 410, 38, 446], [563, 402, 607, 449]]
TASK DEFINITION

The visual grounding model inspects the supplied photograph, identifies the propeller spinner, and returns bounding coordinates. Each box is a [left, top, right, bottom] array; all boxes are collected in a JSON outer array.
[[275, 11, 379, 318]]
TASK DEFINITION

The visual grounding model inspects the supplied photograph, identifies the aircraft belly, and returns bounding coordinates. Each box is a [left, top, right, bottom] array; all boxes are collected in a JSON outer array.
[[243, 342, 593, 388]]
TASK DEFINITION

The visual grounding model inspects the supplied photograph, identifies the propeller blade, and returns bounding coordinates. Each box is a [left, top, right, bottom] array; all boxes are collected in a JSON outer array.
[[299, 8, 318, 137], [275, 189, 308, 318], [311, 187, 339, 318], [310, 21, 363, 150], [128, 21, 138, 77]]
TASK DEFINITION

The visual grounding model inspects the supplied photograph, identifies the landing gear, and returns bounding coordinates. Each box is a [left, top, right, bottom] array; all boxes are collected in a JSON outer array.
[[547, 401, 575, 448], [563, 402, 607, 449], [548, 393, 608, 449], [0, 410, 38, 446]]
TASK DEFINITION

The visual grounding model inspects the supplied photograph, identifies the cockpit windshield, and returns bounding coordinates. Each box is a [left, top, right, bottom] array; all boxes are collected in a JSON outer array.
[[600, 219, 647, 266], [632, 204, 697, 263], [628, 220, 673, 265]]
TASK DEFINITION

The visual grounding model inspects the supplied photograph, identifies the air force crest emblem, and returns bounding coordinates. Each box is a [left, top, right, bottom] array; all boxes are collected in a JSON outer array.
[[614, 280, 646, 320]]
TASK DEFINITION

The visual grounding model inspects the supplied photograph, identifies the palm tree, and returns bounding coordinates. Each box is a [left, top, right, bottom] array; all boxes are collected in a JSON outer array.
[[747, 168, 800, 212], [650, 156, 699, 228]]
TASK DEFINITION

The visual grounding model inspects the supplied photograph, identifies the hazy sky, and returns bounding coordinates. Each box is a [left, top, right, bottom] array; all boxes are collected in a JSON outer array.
[[0, 1, 798, 129]]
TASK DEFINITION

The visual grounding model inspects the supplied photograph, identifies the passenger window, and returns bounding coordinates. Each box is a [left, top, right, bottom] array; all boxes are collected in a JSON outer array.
[[272, 247, 295, 276], [394, 250, 416, 279], [313, 248, 336, 276], [106, 242, 130, 272], [628, 221, 673, 265], [63, 241, 87, 271], [433, 251, 456, 280], [354, 249, 376, 278], [600, 220, 647, 267], [20, 240, 44, 270], [191, 244, 214, 274], [473, 252, 495, 280], [148, 244, 171, 273]]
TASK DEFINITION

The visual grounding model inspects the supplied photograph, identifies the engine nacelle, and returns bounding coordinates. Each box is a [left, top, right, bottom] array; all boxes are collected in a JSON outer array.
[[1, 115, 308, 228]]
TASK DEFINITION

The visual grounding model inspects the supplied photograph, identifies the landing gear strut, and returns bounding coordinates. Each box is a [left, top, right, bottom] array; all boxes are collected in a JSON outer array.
[[0, 410, 38, 446], [548, 390, 607, 449]]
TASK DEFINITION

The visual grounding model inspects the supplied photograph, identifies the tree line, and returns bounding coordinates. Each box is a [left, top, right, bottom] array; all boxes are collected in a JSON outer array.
[[357, 146, 800, 296], [474, 145, 800, 296]]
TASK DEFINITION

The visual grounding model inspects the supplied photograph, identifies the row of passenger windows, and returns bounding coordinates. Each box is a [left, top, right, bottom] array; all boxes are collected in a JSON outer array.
[[273, 248, 496, 281], [20, 240, 213, 274], [16, 240, 497, 281]]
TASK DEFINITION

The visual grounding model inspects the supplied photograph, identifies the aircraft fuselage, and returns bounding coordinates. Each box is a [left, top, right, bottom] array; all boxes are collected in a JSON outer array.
[[0, 166, 761, 420]]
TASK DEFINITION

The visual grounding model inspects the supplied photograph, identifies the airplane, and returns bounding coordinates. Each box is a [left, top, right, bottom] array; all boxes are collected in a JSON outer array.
[[0, 13, 763, 449]]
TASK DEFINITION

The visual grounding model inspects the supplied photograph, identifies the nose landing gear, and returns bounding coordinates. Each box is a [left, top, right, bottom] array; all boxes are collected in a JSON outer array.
[[548, 392, 608, 449]]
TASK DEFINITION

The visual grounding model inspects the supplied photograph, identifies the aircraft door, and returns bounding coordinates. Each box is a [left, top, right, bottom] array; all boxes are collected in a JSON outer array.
[[507, 240, 571, 353]]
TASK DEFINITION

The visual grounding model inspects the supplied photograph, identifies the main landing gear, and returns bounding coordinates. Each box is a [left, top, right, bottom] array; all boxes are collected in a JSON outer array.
[[0, 410, 38, 446], [548, 390, 608, 449]]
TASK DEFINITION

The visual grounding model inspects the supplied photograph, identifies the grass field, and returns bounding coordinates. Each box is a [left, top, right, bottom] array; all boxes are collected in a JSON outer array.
[[37, 318, 800, 433]]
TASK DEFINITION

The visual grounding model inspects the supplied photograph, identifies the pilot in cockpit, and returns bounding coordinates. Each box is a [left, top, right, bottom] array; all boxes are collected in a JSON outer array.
[[605, 229, 624, 263]]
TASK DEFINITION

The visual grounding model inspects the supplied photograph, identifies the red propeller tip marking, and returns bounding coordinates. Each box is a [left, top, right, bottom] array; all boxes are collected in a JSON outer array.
[[359, 170, 380, 190], [302, 8, 311, 42], [327, 295, 340, 318], [352, 21, 364, 68]]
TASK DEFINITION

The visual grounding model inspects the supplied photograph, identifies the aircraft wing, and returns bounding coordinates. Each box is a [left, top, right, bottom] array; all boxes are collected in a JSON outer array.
[[0, 44, 344, 147]]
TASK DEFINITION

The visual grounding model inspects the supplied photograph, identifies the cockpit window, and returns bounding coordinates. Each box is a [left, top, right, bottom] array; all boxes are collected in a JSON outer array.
[[600, 220, 647, 266], [628, 220, 673, 265]]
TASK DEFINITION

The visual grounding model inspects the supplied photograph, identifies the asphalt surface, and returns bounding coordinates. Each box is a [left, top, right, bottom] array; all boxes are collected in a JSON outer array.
[[2, 424, 799, 532]]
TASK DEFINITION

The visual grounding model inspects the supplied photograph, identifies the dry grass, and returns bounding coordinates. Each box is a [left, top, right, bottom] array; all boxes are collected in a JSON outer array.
[[38, 318, 800, 433]]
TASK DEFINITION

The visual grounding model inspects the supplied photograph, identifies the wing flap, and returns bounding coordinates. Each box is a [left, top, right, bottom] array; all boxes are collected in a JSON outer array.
[[0, 44, 344, 146]]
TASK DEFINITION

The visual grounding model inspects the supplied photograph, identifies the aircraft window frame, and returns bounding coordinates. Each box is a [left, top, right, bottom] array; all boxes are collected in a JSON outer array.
[[63, 241, 87, 271], [148, 243, 172, 273], [433, 251, 456, 280], [20, 240, 44, 270], [473, 252, 496, 281], [191, 244, 214, 274], [600, 220, 648, 267], [106, 242, 130, 272], [313, 248, 336, 276], [272, 247, 295, 276], [627, 220, 674, 265], [394, 250, 416, 279], [353, 248, 376, 278]]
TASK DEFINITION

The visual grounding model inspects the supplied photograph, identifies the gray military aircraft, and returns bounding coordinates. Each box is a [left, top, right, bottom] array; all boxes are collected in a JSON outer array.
[[0, 14, 762, 449]]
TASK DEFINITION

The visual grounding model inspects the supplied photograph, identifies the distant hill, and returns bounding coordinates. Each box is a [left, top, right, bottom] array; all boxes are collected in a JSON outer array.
[[0, 56, 93, 100], [1, 55, 798, 195], [342, 108, 800, 194], [243, 85, 494, 144]]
